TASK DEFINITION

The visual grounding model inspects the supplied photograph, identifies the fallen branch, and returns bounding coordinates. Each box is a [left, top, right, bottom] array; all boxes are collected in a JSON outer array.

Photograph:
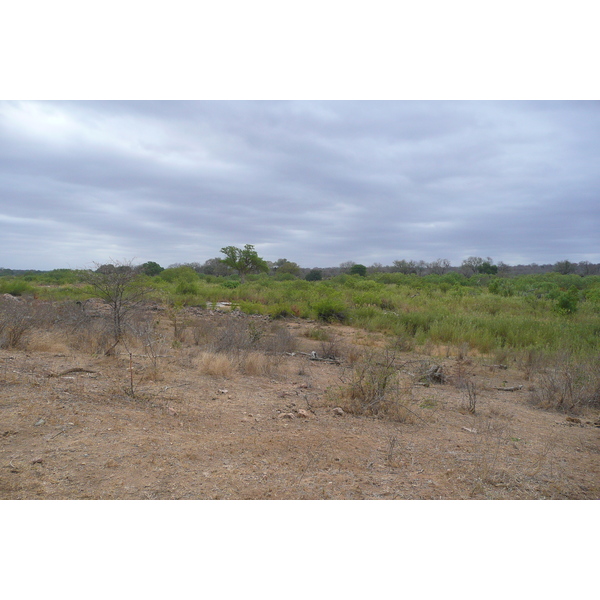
[[495, 385, 523, 392], [48, 368, 98, 378]]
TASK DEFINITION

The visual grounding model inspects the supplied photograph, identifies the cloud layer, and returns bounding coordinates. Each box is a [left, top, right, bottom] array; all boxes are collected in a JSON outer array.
[[1, 100, 598, 270]]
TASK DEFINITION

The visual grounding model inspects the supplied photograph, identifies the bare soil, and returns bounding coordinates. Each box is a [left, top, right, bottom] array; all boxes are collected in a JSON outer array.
[[1, 310, 599, 500]]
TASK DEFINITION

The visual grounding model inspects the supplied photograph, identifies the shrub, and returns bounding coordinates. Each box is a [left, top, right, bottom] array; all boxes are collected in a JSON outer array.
[[331, 349, 417, 422], [175, 280, 200, 296], [529, 355, 600, 412], [0, 279, 34, 296], [313, 299, 348, 323]]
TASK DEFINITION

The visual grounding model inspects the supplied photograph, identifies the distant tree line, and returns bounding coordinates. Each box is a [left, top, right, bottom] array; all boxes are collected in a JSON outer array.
[[2, 254, 599, 281]]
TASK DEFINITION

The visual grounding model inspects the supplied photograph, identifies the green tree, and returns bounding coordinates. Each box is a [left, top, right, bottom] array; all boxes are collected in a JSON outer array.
[[274, 258, 301, 277], [350, 264, 367, 277], [141, 261, 164, 276], [478, 261, 498, 275], [305, 269, 323, 281], [220, 244, 268, 282]]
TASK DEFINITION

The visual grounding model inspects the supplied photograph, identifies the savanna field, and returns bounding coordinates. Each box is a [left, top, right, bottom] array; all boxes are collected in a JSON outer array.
[[1, 267, 599, 499]]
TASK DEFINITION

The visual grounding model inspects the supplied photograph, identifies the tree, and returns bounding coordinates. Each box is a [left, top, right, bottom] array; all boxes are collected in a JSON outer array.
[[478, 261, 498, 275], [392, 259, 416, 274], [198, 257, 232, 277], [461, 256, 484, 276], [220, 244, 268, 282], [305, 269, 323, 281], [84, 259, 152, 346], [554, 260, 577, 275], [140, 261, 164, 276], [428, 258, 451, 275], [350, 264, 367, 277], [273, 258, 301, 277]]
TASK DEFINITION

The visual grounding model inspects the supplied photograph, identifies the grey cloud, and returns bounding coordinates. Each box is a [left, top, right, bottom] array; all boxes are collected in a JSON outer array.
[[1, 100, 599, 270]]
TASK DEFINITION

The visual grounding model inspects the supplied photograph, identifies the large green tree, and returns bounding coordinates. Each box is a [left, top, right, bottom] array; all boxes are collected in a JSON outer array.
[[220, 244, 268, 281]]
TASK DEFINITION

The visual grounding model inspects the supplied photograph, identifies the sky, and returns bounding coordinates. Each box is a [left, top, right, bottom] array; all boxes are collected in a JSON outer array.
[[1, 99, 599, 271]]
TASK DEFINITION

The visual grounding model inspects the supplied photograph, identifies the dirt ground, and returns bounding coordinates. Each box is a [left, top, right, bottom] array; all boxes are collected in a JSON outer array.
[[1, 309, 599, 500]]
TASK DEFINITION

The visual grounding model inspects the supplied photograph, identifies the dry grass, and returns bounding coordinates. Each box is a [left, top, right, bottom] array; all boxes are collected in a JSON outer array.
[[196, 351, 235, 377]]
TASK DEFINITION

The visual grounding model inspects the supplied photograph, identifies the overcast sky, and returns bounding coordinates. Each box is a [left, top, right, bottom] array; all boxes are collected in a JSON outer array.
[[1, 100, 599, 270]]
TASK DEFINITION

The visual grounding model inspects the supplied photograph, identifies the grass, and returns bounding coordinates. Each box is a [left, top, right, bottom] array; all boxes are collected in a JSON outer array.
[[5, 271, 600, 362]]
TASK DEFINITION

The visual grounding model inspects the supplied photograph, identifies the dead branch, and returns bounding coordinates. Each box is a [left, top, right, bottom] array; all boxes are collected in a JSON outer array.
[[494, 385, 523, 392], [48, 368, 98, 378]]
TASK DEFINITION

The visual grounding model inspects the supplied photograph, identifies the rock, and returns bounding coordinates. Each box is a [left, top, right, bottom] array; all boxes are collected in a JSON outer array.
[[167, 406, 178, 416], [333, 407, 344, 416], [34, 418, 45, 426], [31, 457, 43, 464], [279, 412, 295, 419], [218, 389, 228, 394], [297, 409, 310, 418]]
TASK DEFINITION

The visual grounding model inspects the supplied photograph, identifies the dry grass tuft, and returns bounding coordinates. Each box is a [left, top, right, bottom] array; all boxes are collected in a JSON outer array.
[[196, 351, 234, 378], [240, 351, 277, 377]]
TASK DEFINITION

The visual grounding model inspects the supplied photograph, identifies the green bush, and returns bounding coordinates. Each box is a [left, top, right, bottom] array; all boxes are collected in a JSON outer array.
[[175, 281, 200, 296], [0, 279, 34, 296], [313, 299, 348, 323]]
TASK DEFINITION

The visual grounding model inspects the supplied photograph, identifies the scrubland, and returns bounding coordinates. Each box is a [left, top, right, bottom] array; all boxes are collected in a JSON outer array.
[[1, 270, 599, 499]]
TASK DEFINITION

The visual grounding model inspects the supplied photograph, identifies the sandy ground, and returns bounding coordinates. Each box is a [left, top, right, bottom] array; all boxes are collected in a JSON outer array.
[[1, 312, 599, 500]]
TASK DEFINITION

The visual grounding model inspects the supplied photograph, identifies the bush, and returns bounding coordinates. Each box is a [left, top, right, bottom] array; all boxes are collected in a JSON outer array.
[[175, 281, 200, 296], [313, 299, 348, 323], [330, 349, 417, 422], [0, 279, 34, 296]]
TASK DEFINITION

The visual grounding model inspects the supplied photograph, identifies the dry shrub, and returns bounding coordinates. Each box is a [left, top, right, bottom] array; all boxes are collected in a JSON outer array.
[[0, 299, 56, 349], [331, 349, 418, 422], [190, 318, 214, 346], [529, 354, 600, 413], [196, 351, 234, 377], [128, 316, 168, 381], [263, 324, 297, 355], [519, 348, 547, 380], [319, 333, 342, 360]]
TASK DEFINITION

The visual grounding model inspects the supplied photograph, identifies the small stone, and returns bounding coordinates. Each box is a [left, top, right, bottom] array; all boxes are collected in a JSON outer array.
[[218, 389, 228, 394], [333, 407, 344, 416], [31, 457, 43, 464], [297, 409, 310, 418], [167, 407, 178, 416], [34, 418, 45, 426]]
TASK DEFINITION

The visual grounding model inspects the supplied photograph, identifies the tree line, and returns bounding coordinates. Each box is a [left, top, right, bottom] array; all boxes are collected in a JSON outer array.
[[2, 251, 599, 282]]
